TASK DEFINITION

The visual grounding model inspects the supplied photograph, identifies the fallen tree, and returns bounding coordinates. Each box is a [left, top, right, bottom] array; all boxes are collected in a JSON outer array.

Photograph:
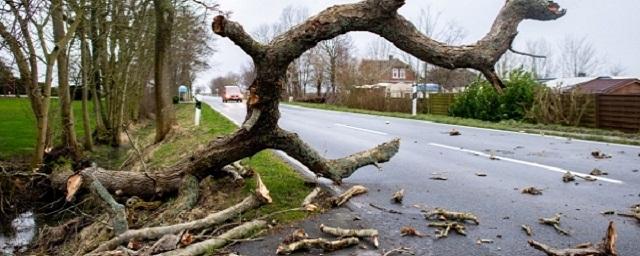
[[48, 0, 564, 198], [33, 0, 566, 254]]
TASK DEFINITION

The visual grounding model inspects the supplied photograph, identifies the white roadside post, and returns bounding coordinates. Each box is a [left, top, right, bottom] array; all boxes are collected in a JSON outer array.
[[411, 84, 418, 116], [194, 94, 202, 126]]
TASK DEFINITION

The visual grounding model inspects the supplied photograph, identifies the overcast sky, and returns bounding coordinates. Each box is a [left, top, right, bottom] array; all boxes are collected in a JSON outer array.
[[194, 0, 640, 88]]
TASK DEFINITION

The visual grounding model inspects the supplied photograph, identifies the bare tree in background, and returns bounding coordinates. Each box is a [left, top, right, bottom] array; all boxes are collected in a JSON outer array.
[[525, 38, 555, 79], [239, 62, 257, 89], [319, 35, 354, 95], [559, 35, 599, 77], [366, 37, 393, 60], [608, 63, 626, 76]]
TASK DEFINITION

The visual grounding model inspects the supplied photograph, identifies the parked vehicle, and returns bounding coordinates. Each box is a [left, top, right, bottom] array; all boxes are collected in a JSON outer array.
[[222, 85, 243, 103]]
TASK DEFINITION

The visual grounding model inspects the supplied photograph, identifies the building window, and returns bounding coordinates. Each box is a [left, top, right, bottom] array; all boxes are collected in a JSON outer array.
[[392, 68, 399, 79], [399, 68, 406, 79]]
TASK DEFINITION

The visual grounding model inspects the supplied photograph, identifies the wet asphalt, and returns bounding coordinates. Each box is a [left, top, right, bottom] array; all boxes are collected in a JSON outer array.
[[202, 96, 640, 256]]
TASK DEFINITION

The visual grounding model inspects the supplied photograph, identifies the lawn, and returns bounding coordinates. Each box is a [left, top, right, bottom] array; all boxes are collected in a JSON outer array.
[[1, 98, 312, 222], [0, 98, 94, 159], [286, 101, 640, 146]]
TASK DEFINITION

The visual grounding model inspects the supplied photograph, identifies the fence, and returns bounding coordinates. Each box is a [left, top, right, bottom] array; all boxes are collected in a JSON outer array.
[[339, 88, 640, 132], [595, 95, 640, 132], [340, 88, 456, 115]]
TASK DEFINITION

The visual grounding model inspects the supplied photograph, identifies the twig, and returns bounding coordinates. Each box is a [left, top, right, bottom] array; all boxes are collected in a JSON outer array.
[[369, 203, 403, 214], [257, 207, 306, 220], [509, 47, 546, 58], [122, 124, 156, 188], [383, 247, 415, 256]]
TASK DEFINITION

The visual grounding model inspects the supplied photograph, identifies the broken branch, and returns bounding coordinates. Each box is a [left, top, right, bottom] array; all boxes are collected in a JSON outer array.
[[424, 208, 479, 225], [92, 175, 271, 253], [539, 214, 570, 236], [333, 185, 368, 207], [276, 237, 359, 255], [157, 220, 267, 256], [528, 221, 617, 256], [428, 221, 467, 238], [319, 224, 379, 248]]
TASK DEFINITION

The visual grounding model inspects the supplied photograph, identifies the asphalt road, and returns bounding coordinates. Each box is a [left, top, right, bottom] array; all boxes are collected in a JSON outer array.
[[202, 96, 640, 256]]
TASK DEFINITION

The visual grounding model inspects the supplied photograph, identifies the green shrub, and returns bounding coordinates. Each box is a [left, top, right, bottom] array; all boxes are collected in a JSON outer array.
[[172, 96, 180, 104], [449, 69, 540, 122]]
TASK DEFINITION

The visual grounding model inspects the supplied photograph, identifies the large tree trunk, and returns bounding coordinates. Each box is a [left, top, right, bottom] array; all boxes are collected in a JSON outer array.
[[153, 0, 177, 143], [52, 0, 81, 158]]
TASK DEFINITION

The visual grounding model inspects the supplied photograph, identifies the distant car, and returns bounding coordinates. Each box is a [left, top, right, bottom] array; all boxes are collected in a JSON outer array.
[[222, 85, 243, 103]]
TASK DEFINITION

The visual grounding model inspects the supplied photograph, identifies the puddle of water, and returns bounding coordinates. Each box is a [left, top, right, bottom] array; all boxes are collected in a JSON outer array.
[[0, 211, 36, 255]]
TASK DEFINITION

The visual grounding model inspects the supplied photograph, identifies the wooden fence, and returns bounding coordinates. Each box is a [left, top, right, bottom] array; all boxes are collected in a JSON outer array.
[[340, 88, 640, 132], [595, 95, 640, 132], [340, 88, 456, 115]]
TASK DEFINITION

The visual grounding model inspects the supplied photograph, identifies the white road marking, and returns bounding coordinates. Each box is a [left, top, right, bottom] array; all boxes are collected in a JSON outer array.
[[282, 104, 640, 149], [203, 100, 242, 125], [428, 142, 624, 184], [334, 123, 389, 135]]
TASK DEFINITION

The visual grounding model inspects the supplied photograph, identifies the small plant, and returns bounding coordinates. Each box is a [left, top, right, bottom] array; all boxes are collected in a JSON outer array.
[[172, 96, 180, 104], [450, 69, 539, 122]]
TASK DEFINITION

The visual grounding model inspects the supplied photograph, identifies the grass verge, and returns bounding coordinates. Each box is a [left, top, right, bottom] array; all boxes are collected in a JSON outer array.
[[286, 101, 640, 146], [0, 98, 94, 159], [116, 103, 312, 223]]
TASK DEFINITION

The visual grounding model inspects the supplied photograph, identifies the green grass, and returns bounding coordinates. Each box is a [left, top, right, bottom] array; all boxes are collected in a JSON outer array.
[[1, 98, 312, 223], [0, 98, 94, 159], [286, 101, 640, 146], [127, 104, 312, 223]]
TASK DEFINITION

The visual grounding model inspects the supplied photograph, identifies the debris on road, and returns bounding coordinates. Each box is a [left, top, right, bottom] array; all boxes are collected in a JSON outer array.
[[522, 187, 543, 195], [578, 175, 598, 182], [424, 208, 480, 225], [475, 172, 487, 177], [601, 210, 616, 215], [476, 239, 494, 244], [320, 224, 379, 248], [590, 168, 609, 176], [392, 189, 405, 204], [333, 185, 368, 207], [428, 221, 467, 238], [562, 171, 576, 183], [539, 214, 570, 236], [276, 237, 359, 254], [528, 221, 617, 256], [616, 204, 640, 222], [591, 150, 612, 159], [430, 176, 448, 181], [449, 129, 461, 136], [400, 226, 426, 237], [521, 225, 533, 236], [282, 229, 309, 245], [382, 247, 414, 256], [302, 187, 322, 212], [369, 203, 403, 214]]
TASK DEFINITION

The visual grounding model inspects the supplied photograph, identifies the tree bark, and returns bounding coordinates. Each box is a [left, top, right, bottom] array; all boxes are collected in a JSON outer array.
[[153, 0, 177, 143], [80, 19, 94, 151], [52, 0, 81, 159]]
